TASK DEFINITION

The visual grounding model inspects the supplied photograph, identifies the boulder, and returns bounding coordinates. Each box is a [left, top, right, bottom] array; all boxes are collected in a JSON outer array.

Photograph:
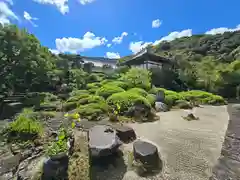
[[112, 124, 136, 143], [88, 125, 122, 158], [133, 141, 161, 171], [0, 152, 22, 175], [155, 102, 168, 112], [183, 111, 199, 121]]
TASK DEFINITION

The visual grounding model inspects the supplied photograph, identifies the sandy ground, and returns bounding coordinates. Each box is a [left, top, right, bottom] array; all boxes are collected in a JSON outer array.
[[93, 105, 229, 180]]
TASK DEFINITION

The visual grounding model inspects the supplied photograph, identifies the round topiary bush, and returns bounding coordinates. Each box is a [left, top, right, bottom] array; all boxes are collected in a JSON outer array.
[[179, 90, 226, 105], [76, 101, 109, 121], [107, 91, 151, 114], [69, 90, 89, 97], [104, 81, 130, 90], [96, 85, 125, 99], [127, 88, 148, 97]]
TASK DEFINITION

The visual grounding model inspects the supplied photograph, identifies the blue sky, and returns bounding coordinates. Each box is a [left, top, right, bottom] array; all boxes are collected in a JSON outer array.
[[1, 0, 240, 58]]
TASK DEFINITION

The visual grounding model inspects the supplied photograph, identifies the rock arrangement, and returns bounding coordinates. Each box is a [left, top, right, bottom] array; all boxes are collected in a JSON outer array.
[[88, 124, 162, 177]]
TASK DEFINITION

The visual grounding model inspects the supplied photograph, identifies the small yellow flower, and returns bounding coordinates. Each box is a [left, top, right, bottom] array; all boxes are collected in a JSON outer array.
[[72, 113, 80, 119], [64, 113, 69, 117]]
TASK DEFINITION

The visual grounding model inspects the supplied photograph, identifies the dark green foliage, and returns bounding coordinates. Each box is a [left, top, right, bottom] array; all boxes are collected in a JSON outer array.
[[96, 85, 125, 99], [127, 88, 148, 97], [0, 25, 56, 93], [87, 73, 103, 83], [107, 91, 151, 113]]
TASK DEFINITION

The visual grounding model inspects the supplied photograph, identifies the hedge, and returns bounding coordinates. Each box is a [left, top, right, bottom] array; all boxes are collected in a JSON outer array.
[[179, 90, 226, 105]]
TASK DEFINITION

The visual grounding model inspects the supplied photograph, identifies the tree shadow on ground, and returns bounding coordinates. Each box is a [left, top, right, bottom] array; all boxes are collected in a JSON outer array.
[[90, 150, 127, 180]]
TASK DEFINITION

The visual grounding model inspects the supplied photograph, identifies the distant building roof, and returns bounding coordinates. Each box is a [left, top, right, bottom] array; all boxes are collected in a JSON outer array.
[[119, 48, 173, 66], [81, 56, 117, 65]]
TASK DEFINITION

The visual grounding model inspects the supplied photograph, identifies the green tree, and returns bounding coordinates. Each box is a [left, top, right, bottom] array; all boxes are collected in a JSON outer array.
[[120, 68, 152, 90]]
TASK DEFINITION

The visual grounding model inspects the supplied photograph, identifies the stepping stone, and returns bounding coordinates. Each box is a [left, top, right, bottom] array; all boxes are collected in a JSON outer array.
[[133, 140, 161, 171], [111, 124, 136, 143], [88, 125, 122, 158]]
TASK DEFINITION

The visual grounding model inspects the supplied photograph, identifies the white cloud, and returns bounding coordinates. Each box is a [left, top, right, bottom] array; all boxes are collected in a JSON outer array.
[[205, 24, 240, 35], [129, 29, 192, 53], [129, 41, 152, 54], [153, 29, 192, 45], [152, 19, 162, 28], [79, 0, 95, 5], [33, 0, 69, 14], [106, 52, 120, 59], [112, 32, 128, 44], [3, 0, 13, 5], [55, 32, 108, 53], [23, 11, 38, 27], [107, 43, 111, 48], [0, 2, 18, 25], [49, 49, 60, 54]]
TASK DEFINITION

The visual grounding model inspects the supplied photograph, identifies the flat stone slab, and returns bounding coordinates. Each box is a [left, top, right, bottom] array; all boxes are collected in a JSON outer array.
[[89, 125, 121, 158], [133, 140, 160, 169]]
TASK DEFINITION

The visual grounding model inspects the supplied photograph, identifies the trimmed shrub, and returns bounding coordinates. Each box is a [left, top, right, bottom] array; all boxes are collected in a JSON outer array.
[[69, 90, 89, 97], [179, 90, 226, 105], [63, 102, 78, 111], [107, 91, 151, 113], [78, 95, 104, 105], [96, 85, 125, 99], [146, 94, 156, 106], [104, 81, 130, 90], [86, 82, 101, 89], [100, 79, 115, 85], [127, 88, 148, 97], [67, 94, 90, 103], [174, 100, 192, 109], [76, 102, 108, 121], [8, 108, 43, 139]]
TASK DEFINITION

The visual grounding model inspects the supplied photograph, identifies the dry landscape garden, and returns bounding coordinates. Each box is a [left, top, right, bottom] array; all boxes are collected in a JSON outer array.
[[0, 25, 240, 180]]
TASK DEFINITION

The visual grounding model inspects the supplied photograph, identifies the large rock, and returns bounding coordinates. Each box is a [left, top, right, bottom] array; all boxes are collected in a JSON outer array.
[[133, 140, 161, 171], [88, 125, 122, 158], [112, 124, 136, 143], [155, 102, 168, 112], [0, 152, 22, 175]]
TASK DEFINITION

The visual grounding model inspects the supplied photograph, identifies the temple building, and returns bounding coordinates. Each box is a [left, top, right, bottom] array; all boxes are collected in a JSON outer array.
[[118, 48, 174, 69]]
